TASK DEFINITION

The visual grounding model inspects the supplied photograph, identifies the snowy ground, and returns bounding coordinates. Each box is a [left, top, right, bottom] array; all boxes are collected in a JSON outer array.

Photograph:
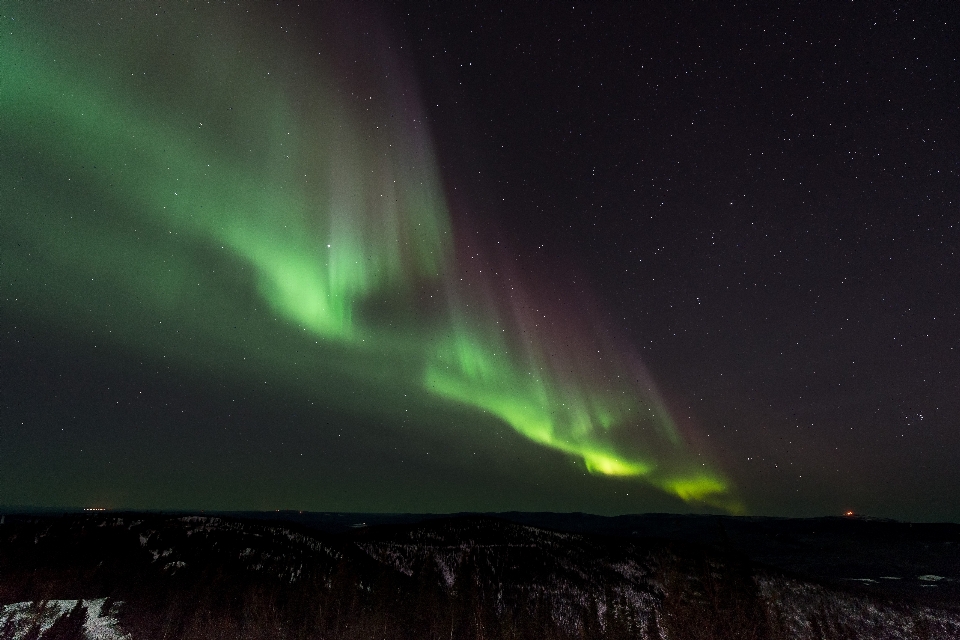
[[0, 598, 129, 640]]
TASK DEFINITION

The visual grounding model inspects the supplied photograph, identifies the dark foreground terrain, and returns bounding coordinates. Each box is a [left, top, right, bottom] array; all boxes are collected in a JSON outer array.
[[0, 512, 957, 639]]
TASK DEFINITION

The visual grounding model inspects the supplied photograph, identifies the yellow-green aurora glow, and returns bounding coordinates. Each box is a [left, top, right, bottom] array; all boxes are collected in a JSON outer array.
[[0, 3, 739, 511]]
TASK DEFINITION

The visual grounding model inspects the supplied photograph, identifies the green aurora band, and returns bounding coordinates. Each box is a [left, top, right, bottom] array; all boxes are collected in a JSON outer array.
[[0, 3, 739, 511]]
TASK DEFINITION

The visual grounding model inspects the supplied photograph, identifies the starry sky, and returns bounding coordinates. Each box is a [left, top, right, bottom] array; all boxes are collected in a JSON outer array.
[[1, 2, 957, 522]]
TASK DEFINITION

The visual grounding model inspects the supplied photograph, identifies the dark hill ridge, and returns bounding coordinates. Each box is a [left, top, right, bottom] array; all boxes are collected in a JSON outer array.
[[496, 511, 960, 607], [220, 510, 960, 607], [0, 513, 958, 639]]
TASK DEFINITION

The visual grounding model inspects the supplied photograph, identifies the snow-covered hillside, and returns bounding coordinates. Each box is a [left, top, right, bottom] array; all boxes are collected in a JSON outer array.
[[0, 513, 957, 639]]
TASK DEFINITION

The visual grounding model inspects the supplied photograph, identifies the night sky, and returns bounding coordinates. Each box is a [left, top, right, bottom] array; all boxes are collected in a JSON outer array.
[[1, 2, 957, 522]]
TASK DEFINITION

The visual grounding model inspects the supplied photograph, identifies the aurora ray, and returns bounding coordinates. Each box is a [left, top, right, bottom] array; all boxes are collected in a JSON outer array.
[[0, 2, 738, 511]]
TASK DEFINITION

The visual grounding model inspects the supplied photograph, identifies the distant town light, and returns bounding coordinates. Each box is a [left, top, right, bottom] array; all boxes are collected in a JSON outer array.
[[844, 510, 855, 516], [83, 508, 107, 512]]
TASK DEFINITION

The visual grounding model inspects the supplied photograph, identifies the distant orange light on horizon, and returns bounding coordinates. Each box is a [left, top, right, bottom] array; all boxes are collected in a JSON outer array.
[[844, 510, 855, 516]]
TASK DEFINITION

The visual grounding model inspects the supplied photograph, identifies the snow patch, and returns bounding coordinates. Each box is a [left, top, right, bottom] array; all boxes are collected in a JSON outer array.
[[0, 598, 129, 640]]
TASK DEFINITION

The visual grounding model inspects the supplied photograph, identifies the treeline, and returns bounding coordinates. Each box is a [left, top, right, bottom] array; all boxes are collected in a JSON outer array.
[[1, 513, 946, 640], [0, 515, 662, 639]]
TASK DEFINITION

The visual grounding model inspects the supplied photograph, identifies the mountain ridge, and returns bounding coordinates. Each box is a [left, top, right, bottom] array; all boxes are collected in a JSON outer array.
[[1, 512, 958, 638]]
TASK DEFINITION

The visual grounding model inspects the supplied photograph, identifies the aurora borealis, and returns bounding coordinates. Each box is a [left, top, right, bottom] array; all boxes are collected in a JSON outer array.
[[3, 3, 958, 521], [1, 2, 732, 512]]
